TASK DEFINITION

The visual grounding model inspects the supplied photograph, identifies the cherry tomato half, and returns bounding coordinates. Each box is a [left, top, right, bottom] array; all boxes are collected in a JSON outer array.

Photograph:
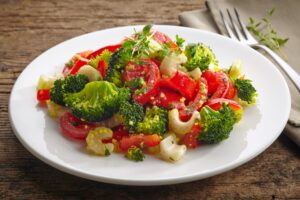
[[59, 112, 96, 140], [36, 89, 50, 103], [123, 59, 160, 105]]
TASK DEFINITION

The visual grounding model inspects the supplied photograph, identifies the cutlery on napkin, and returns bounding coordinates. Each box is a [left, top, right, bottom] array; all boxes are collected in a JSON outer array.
[[179, 0, 300, 146]]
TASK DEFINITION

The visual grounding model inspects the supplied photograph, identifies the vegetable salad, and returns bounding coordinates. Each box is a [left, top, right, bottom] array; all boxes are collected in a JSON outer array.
[[36, 25, 257, 162]]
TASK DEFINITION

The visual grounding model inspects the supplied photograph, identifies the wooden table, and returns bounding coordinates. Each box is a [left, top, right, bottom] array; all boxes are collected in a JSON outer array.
[[1, 0, 299, 199]]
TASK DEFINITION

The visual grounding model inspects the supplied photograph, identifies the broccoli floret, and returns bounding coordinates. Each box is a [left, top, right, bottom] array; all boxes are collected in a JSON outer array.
[[119, 100, 145, 133], [50, 74, 88, 105], [126, 146, 145, 161], [125, 77, 146, 90], [197, 104, 236, 144], [64, 81, 130, 122], [136, 106, 168, 135], [234, 79, 257, 104], [105, 48, 125, 87], [184, 43, 218, 72]]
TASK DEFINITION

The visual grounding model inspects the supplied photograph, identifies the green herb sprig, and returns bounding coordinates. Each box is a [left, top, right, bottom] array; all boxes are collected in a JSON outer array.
[[246, 8, 289, 60]]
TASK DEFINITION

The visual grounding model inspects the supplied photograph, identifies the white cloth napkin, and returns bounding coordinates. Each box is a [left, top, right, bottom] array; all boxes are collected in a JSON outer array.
[[179, 0, 300, 146]]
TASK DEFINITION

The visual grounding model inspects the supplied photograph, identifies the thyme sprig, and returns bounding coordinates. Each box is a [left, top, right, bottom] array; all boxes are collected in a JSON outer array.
[[246, 8, 289, 60]]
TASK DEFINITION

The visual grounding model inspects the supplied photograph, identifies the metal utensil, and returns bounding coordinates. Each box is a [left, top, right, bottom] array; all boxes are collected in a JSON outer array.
[[219, 8, 300, 92]]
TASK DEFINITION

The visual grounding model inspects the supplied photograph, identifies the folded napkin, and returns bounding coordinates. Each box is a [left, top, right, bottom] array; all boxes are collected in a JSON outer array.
[[179, 0, 300, 146]]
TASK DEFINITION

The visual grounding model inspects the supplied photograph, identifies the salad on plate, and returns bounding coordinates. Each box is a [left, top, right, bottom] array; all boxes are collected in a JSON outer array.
[[36, 25, 257, 162]]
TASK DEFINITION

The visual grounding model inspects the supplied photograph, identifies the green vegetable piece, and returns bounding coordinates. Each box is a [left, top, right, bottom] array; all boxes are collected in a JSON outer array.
[[105, 48, 125, 87], [175, 35, 185, 47], [246, 8, 289, 60], [197, 104, 236, 144], [136, 106, 168, 135], [50, 74, 89, 106], [234, 79, 257, 104], [64, 81, 130, 122], [119, 100, 145, 133], [126, 146, 145, 162], [184, 43, 218, 72], [125, 77, 146, 90]]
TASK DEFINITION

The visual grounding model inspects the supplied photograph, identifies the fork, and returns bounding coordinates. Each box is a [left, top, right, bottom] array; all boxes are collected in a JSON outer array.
[[220, 8, 300, 93]]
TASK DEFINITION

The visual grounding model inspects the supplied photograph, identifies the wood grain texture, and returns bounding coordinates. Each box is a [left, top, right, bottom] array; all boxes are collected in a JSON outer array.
[[0, 0, 299, 199]]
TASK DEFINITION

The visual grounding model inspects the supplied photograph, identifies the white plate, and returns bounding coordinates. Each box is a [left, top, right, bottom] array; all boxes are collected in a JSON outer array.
[[9, 25, 290, 186]]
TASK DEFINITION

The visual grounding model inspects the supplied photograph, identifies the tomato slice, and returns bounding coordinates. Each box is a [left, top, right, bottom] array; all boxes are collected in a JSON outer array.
[[59, 112, 96, 140], [87, 44, 121, 59], [69, 57, 89, 75], [149, 87, 182, 109], [181, 123, 201, 148], [160, 71, 197, 101], [205, 98, 242, 112], [119, 134, 161, 152], [123, 59, 160, 105], [152, 31, 177, 49], [112, 125, 129, 141], [36, 89, 50, 103]]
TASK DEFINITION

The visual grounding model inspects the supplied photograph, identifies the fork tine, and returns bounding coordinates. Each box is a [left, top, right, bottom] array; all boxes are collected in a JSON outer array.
[[219, 10, 238, 40], [234, 8, 256, 41], [226, 9, 245, 41]]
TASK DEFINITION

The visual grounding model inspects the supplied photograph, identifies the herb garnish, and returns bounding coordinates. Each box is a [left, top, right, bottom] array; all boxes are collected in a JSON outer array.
[[246, 8, 289, 60]]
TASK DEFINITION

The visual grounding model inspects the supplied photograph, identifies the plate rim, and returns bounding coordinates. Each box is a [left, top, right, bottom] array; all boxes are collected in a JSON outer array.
[[8, 24, 291, 186]]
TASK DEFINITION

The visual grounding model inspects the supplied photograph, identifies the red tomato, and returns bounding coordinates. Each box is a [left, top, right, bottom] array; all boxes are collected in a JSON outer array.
[[123, 60, 160, 105], [87, 44, 122, 59], [36, 89, 50, 103], [160, 71, 197, 101], [97, 60, 107, 79], [59, 112, 95, 140], [112, 125, 129, 141], [205, 98, 242, 112], [119, 134, 161, 152], [181, 123, 201, 148], [149, 87, 182, 109], [152, 31, 177, 49], [178, 78, 208, 121], [69, 57, 89, 75]]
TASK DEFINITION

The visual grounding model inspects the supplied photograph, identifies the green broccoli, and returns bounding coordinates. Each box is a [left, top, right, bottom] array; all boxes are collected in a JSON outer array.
[[105, 48, 125, 87], [184, 43, 218, 72], [64, 81, 130, 122], [136, 106, 168, 135], [50, 74, 89, 105], [126, 146, 145, 162], [234, 79, 257, 104], [119, 100, 145, 133], [197, 104, 237, 144]]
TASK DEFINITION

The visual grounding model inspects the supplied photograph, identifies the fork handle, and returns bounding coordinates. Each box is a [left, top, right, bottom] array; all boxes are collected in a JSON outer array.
[[255, 44, 300, 93]]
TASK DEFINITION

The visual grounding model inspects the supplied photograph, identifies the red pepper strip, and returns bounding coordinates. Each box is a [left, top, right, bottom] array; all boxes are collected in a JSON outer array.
[[87, 44, 122, 59], [37, 89, 50, 103], [178, 78, 208, 121], [119, 134, 161, 152], [97, 60, 107, 79], [69, 57, 89, 75], [205, 98, 242, 112], [149, 87, 182, 109], [160, 71, 197, 101]]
